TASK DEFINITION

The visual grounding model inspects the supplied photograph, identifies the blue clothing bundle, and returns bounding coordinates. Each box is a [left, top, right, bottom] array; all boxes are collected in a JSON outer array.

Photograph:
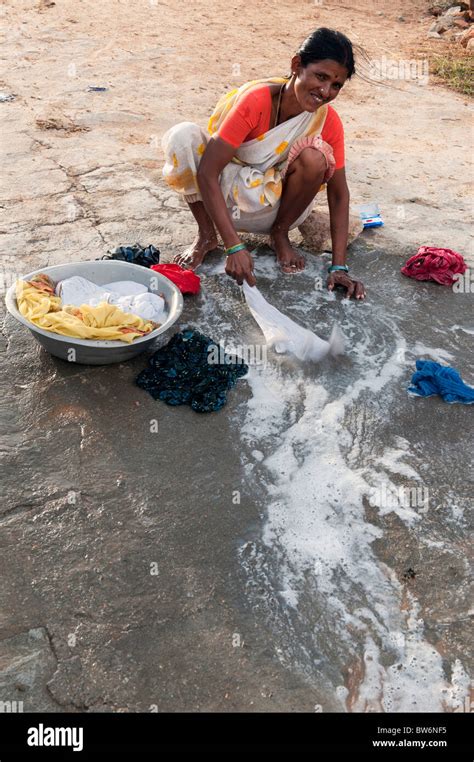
[[99, 243, 160, 268], [136, 329, 248, 413], [408, 360, 474, 404]]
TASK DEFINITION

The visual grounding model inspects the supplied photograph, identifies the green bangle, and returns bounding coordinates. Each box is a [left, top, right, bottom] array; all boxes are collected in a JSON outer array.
[[328, 264, 349, 273], [225, 243, 246, 256]]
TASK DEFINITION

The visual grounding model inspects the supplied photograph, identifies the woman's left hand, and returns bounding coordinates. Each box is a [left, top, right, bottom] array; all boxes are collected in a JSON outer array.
[[327, 271, 366, 300]]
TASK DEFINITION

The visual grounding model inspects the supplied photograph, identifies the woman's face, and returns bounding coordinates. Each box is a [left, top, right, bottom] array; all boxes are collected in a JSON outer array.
[[292, 57, 349, 111]]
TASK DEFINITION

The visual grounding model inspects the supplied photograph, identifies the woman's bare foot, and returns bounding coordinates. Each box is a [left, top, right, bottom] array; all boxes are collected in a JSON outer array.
[[269, 229, 305, 274], [173, 232, 218, 270]]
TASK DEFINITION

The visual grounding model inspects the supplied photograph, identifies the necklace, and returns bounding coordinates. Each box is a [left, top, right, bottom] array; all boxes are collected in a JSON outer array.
[[274, 82, 286, 129]]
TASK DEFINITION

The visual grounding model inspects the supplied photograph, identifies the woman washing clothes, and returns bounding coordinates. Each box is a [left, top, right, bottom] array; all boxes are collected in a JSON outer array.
[[162, 27, 365, 299]]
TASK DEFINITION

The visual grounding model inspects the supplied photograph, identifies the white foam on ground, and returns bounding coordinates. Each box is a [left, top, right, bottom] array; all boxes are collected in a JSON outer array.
[[376, 448, 422, 481], [450, 325, 474, 336], [198, 281, 469, 712], [239, 337, 468, 711], [411, 343, 454, 363], [349, 593, 455, 712]]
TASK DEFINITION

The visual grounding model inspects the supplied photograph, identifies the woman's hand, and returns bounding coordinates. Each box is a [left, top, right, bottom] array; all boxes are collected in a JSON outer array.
[[327, 270, 366, 300], [225, 249, 257, 286]]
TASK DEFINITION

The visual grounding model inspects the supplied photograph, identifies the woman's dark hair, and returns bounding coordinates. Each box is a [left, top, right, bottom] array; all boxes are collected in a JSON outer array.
[[297, 28, 355, 78]]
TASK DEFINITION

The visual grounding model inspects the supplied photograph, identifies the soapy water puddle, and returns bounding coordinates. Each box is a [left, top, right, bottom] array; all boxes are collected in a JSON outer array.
[[192, 245, 472, 711]]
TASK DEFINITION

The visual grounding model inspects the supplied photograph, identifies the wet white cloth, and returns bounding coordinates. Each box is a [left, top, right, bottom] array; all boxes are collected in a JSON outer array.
[[55, 277, 166, 323], [243, 282, 344, 362], [102, 280, 148, 296]]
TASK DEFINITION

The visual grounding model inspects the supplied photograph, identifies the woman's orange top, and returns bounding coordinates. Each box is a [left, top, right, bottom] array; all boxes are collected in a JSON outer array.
[[217, 84, 345, 170]]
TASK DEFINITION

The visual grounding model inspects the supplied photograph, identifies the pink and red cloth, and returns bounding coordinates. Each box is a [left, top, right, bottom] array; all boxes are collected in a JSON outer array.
[[401, 246, 466, 286]]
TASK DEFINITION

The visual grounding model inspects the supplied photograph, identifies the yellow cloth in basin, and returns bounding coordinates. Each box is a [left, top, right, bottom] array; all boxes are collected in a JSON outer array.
[[16, 275, 157, 343]]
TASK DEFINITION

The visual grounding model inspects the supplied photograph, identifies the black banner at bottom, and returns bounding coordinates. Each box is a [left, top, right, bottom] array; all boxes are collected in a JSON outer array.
[[0, 711, 471, 758]]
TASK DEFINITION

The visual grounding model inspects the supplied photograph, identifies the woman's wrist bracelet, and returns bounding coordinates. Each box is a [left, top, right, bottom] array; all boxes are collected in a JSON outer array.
[[328, 264, 349, 273], [225, 243, 247, 256]]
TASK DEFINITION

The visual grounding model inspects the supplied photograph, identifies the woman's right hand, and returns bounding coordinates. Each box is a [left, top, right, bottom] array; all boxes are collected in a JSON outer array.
[[225, 248, 256, 286]]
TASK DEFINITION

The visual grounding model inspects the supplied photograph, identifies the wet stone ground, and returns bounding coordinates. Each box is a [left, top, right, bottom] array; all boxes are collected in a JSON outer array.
[[1, 240, 472, 712]]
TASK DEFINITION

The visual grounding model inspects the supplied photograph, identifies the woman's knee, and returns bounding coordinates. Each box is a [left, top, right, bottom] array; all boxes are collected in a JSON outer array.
[[162, 121, 205, 153], [291, 146, 327, 176]]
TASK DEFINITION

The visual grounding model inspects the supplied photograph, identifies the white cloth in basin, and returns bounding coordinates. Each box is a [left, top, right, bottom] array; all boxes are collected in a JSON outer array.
[[55, 276, 166, 323]]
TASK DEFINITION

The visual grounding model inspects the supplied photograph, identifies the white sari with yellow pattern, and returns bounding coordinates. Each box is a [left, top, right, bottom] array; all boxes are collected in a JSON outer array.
[[162, 77, 331, 234]]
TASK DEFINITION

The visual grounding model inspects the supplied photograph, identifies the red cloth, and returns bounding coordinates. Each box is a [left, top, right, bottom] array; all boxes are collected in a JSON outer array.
[[401, 246, 466, 286], [151, 264, 201, 294], [217, 85, 345, 170]]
